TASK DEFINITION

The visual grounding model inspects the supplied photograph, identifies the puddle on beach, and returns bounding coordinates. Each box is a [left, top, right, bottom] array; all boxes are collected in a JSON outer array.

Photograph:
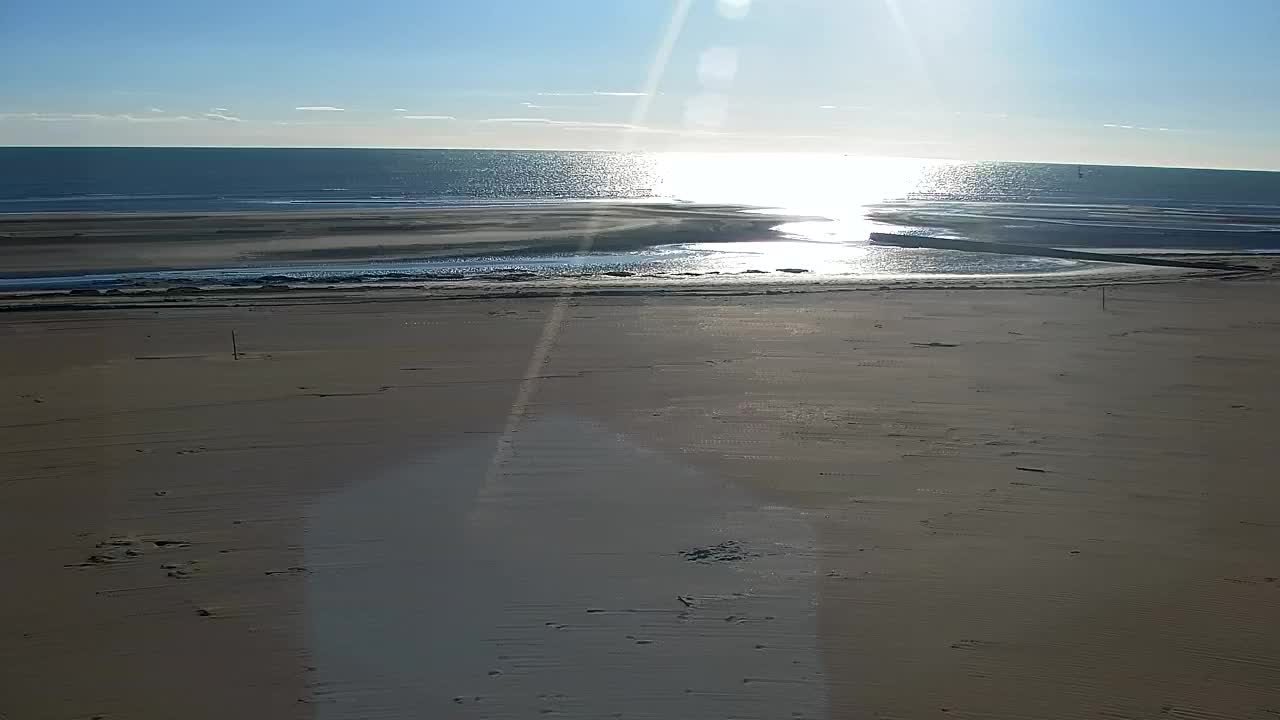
[[304, 416, 825, 718]]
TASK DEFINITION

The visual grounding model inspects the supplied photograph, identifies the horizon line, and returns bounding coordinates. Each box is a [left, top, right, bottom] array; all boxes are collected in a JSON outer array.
[[0, 144, 1276, 174]]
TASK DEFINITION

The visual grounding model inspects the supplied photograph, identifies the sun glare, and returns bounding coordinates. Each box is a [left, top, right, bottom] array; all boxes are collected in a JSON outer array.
[[651, 153, 939, 218]]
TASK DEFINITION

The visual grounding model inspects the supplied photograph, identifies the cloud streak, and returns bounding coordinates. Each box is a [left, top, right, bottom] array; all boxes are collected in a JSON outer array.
[[480, 117, 556, 124], [295, 106, 345, 112], [534, 91, 647, 97], [123, 113, 195, 123], [1104, 123, 1178, 132], [1, 110, 240, 123], [520, 101, 579, 110], [480, 117, 640, 130], [401, 114, 455, 120], [0, 112, 111, 122], [476, 117, 771, 137], [0, 112, 199, 123]]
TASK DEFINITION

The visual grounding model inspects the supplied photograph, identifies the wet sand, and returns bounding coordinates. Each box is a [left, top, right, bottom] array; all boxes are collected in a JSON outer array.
[[0, 204, 791, 274], [3, 277, 1280, 718]]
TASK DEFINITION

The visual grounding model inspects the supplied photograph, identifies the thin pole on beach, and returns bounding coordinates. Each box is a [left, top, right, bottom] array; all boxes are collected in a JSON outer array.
[[231, 330, 239, 360], [1101, 286, 1107, 312]]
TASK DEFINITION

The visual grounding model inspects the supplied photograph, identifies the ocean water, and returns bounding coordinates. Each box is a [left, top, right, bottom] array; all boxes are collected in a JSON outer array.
[[2, 147, 1278, 289]]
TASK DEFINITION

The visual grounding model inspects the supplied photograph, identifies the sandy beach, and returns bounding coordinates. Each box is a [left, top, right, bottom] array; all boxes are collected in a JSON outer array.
[[3, 275, 1280, 719], [0, 204, 792, 275]]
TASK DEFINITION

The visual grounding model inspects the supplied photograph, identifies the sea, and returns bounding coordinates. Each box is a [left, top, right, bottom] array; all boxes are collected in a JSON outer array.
[[2, 147, 1279, 290]]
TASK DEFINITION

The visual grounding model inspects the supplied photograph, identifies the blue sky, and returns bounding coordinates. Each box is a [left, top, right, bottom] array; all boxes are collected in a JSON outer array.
[[2, 0, 1278, 168]]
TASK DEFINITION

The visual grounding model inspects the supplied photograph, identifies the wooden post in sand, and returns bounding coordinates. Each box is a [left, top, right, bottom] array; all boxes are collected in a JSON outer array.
[[232, 331, 239, 360], [1101, 286, 1107, 312]]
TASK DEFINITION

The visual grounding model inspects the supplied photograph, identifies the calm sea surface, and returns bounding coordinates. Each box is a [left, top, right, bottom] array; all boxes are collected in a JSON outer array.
[[2, 147, 1278, 288]]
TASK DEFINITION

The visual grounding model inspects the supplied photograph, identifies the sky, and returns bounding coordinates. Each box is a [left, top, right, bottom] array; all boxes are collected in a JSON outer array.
[[2, 0, 1279, 169]]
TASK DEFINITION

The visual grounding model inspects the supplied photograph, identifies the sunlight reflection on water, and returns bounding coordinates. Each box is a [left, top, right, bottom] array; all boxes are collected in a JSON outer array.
[[651, 153, 945, 220], [646, 154, 974, 276], [9, 152, 1240, 291], [672, 240, 1082, 277]]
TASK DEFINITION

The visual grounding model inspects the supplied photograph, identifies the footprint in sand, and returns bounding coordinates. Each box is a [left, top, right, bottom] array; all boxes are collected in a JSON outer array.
[[679, 540, 758, 563], [163, 560, 200, 579], [69, 537, 192, 568]]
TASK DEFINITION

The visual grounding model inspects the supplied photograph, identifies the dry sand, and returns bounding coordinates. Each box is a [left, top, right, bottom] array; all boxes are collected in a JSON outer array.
[[3, 276, 1280, 719]]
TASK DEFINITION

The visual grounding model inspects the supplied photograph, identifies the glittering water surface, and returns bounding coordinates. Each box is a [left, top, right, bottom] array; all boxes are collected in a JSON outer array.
[[2, 148, 1277, 289]]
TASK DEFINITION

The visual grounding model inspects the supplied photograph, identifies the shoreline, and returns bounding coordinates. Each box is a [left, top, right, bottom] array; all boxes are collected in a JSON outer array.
[[0, 262, 1259, 313], [0, 203, 798, 275], [2, 203, 1275, 329], [4, 204, 1275, 299], [870, 232, 1261, 271]]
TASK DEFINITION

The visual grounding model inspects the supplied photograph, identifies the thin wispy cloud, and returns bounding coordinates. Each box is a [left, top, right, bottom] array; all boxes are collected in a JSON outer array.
[[212, 107, 231, 113], [479, 117, 639, 129], [520, 101, 578, 110], [1104, 123, 1178, 132], [203, 112, 242, 122], [560, 122, 645, 130], [295, 106, 345, 112], [392, 108, 408, 112], [534, 91, 646, 98], [123, 113, 195, 123], [481, 117, 550, 123], [272, 119, 352, 126], [0, 112, 110, 121], [0, 111, 197, 123], [559, 120, 645, 130], [478, 117, 719, 134], [401, 114, 455, 120], [148, 107, 165, 113]]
